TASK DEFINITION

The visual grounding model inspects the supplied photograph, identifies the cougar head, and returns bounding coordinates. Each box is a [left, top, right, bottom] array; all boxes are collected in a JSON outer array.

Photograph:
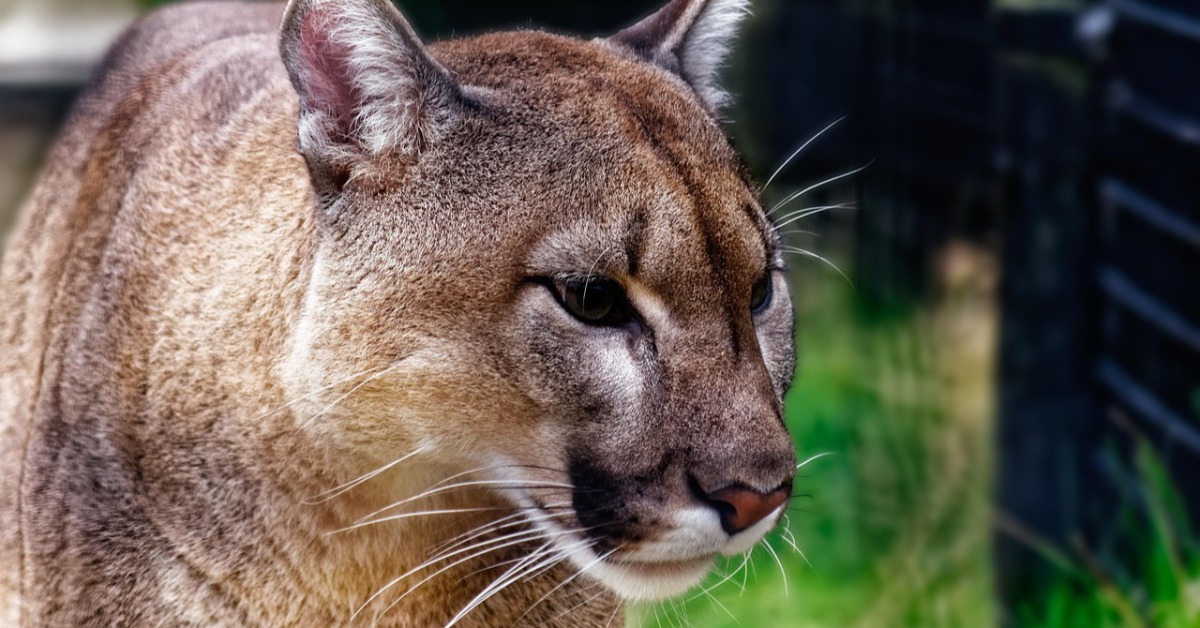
[[279, 0, 797, 601]]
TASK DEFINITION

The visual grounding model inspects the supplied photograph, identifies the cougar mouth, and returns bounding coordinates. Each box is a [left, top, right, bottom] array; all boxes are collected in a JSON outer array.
[[545, 528, 718, 601], [518, 498, 787, 602], [589, 554, 716, 601]]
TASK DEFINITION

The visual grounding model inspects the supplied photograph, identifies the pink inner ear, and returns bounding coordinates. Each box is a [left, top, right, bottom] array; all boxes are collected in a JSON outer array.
[[296, 6, 364, 141]]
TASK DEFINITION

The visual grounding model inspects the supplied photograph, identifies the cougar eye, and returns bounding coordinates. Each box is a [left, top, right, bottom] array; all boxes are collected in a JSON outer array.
[[553, 277, 632, 326], [751, 274, 773, 314]]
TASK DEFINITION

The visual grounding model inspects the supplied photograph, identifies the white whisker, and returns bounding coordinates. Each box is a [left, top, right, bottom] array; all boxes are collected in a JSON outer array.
[[436, 511, 576, 569], [442, 541, 579, 628], [763, 117, 846, 191], [354, 531, 553, 621], [686, 560, 746, 604], [767, 163, 871, 217], [603, 598, 622, 628], [430, 511, 532, 557], [797, 451, 836, 470], [327, 507, 501, 536], [761, 540, 789, 597], [512, 547, 616, 624], [738, 550, 752, 595], [296, 364, 400, 431], [303, 445, 428, 505], [781, 246, 852, 284], [772, 203, 856, 231], [251, 364, 390, 424], [546, 585, 608, 624], [354, 479, 576, 525], [695, 574, 740, 624]]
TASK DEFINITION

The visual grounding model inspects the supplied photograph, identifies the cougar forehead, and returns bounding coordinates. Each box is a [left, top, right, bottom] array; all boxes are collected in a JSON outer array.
[[327, 31, 769, 312]]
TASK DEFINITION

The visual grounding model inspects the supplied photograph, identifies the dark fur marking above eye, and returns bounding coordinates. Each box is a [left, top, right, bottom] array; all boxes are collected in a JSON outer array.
[[625, 210, 647, 278]]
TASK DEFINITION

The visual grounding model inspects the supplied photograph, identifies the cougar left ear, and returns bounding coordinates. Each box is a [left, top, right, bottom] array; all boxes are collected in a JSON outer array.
[[280, 0, 463, 190], [608, 0, 751, 113]]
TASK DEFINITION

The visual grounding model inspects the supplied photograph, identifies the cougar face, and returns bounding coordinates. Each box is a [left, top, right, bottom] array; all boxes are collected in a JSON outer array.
[[279, 0, 797, 601]]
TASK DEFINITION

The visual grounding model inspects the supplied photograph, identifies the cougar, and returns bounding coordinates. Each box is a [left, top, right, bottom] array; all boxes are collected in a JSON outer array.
[[0, 0, 799, 624]]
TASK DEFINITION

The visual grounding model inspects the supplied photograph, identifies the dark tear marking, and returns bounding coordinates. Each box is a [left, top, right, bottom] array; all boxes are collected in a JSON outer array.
[[625, 209, 646, 278]]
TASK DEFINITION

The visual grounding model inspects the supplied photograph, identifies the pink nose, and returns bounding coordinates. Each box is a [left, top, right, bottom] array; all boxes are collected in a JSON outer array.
[[706, 485, 790, 535]]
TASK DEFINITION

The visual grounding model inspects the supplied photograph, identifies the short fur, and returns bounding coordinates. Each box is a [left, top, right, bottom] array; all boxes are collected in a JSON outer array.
[[0, 0, 797, 625]]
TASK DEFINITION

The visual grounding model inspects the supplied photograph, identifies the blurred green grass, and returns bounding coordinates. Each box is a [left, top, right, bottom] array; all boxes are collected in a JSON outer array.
[[1010, 441, 1200, 628]]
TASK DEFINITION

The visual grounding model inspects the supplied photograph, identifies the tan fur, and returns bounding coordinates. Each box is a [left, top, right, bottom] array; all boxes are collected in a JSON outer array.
[[0, 0, 797, 625]]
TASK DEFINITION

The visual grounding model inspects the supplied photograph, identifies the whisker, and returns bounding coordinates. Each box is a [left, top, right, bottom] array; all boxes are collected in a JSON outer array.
[[353, 479, 578, 525], [511, 547, 616, 624], [767, 163, 871, 217], [303, 446, 428, 505], [327, 507, 504, 536], [672, 596, 695, 628], [442, 541, 580, 628], [781, 246, 852, 284], [763, 117, 847, 191], [603, 598, 622, 628], [434, 511, 578, 569], [545, 585, 608, 624], [696, 576, 740, 625], [296, 364, 401, 431], [430, 511, 538, 557], [783, 528, 812, 569], [427, 518, 574, 564], [738, 550, 752, 595], [761, 540, 789, 597], [772, 203, 856, 230], [354, 531, 553, 621], [686, 560, 747, 604], [421, 544, 563, 626], [251, 364, 391, 424], [774, 228, 821, 240], [797, 451, 836, 470]]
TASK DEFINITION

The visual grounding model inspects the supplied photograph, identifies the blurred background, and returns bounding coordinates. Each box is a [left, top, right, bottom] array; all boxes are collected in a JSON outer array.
[[2, 0, 1198, 626]]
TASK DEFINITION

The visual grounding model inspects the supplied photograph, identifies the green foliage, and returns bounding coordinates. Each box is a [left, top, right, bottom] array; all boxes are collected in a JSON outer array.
[[1016, 443, 1200, 628]]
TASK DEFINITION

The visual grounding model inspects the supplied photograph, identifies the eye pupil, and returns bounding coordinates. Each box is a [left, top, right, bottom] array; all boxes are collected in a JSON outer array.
[[558, 278, 628, 325], [751, 275, 773, 313]]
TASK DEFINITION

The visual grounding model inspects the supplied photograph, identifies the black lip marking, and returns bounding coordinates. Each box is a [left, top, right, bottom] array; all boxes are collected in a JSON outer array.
[[568, 453, 626, 552]]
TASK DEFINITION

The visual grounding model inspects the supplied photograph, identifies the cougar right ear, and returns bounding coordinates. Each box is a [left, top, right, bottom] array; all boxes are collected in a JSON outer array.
[[280, 0, 462, 186], [609, 0, 751, 114]]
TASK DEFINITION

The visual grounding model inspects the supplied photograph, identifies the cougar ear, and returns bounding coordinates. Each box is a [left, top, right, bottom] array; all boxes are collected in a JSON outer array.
[[609, 0, 751, 112], [280, 0, 461, 182]]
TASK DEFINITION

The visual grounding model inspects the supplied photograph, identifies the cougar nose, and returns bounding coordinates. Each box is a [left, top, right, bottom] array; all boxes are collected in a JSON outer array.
[[703, 483, 791, 535]]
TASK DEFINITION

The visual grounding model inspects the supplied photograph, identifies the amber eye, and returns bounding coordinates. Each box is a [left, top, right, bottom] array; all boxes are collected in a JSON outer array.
[[554, 277, 632, 326], [751, 274, 773, 314]]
